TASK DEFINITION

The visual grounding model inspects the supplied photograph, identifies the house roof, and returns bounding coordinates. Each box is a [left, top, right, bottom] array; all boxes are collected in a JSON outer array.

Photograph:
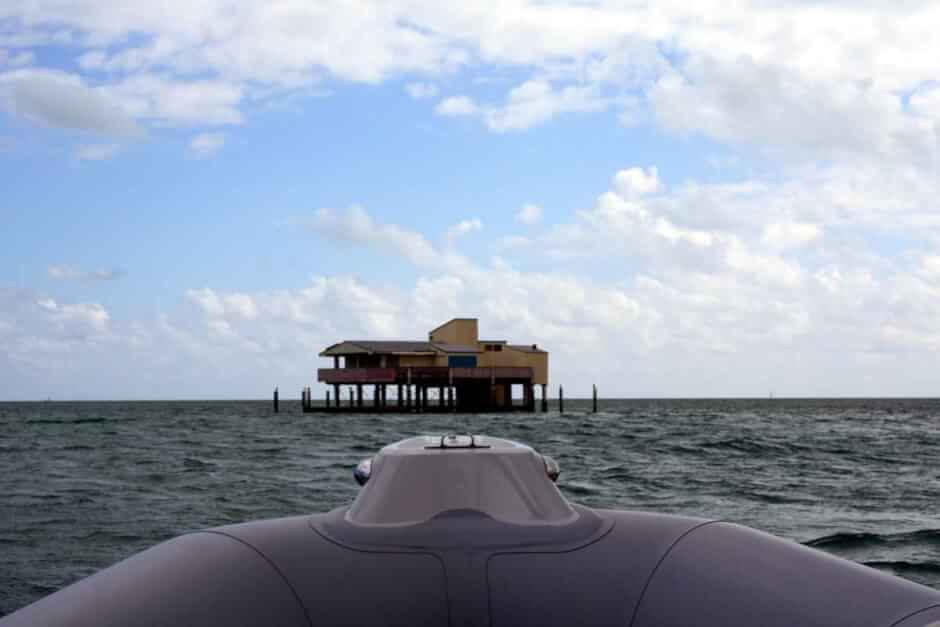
[[432, 343, 482, 354], [319, 340, 481, 357], [508, 344, 547, 354]]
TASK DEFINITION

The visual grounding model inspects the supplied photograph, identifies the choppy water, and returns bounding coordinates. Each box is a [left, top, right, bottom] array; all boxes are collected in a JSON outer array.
[[2, 398, 940, 616]]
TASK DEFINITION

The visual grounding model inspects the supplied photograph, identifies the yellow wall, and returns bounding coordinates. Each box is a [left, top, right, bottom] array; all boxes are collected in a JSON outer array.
[[476, 347, 548, 386], [430, 319, 478, 345], [398, 355, 438, 367]]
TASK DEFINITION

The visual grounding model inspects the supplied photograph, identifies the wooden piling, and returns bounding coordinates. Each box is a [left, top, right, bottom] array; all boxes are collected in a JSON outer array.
[[326, 390, 331, 409], [541, 384, 547, 412], [592, 384, 597, 413], [559, 385, 564, 414], [273, 387, 279, 413]]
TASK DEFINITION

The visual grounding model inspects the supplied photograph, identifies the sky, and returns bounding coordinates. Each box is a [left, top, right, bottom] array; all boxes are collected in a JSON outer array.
[[4, 1, 940, 399]]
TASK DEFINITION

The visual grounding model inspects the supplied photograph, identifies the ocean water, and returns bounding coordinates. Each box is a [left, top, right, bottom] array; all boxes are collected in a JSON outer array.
[[2, 398, 939, 616]]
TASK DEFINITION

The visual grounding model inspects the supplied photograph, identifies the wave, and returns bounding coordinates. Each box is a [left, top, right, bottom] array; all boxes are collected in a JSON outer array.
[[805, 529, 940, 550], [863, 560, 940, 577], [28, 417, 107, 425], [699, 437, 791, 455]]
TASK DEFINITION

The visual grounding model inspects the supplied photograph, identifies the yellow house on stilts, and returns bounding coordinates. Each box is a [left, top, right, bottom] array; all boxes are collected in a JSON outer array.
[[315, 318, 548, 412]]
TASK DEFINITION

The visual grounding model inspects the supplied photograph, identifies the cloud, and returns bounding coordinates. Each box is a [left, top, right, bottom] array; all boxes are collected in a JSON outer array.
[[405, 82, 438, 99], [36, 297, 110, 336], [483, 80, 608, 132], [761, 223, 822, 249], [446, 218, 482, 241], [105, 75, 243, 127], [613, 167, 660, 196], [48, 265, 124, 281], [435, 81, 609, 131], [435, 95, 478, 117], [649, 55, 938, 165], [74, 143, 120, 161], [189, 132, 225, 156], [0, 69, 140, 136], [515, 203, 543, 225], [300, 206, 441, 267]]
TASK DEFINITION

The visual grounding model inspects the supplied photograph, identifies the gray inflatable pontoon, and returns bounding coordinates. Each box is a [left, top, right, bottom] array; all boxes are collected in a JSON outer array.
[[3, 434, 940, 626]]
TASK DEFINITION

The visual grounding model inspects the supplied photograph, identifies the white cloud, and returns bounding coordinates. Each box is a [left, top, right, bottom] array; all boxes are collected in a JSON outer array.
[[435, 80, 609, 132], [36, 297, 110, 335], [515, 203, 543, 225], [762, 223, 821, 249], [74, 143, 120, 161], [48, 265, 124, 281], [106, 76, 243, 127], [435, 95, 478, 117], [483, 80, 608, 132], [0, 69, 139, 136], [613, 166, 660, 196], [189, 132, 225, 156], [446, 218, 482, 241], [300, 206, 441, 267], [405, 82, 438, 99]]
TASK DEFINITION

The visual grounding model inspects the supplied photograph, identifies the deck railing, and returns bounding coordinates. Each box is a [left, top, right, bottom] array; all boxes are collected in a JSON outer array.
[[317, 366, 533, 384]]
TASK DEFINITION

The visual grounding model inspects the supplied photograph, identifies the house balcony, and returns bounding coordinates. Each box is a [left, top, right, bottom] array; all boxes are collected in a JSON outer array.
[[317, 366, 534, 385]]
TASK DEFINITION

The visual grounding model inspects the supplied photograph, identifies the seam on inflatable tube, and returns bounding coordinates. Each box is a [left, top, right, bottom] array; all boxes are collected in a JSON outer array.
[[888, 603, 940, 627], [626, 519, 721, 627], [308, 524, 452, 627], [198, 531, 314, 627], [483, 520, 616, 625]]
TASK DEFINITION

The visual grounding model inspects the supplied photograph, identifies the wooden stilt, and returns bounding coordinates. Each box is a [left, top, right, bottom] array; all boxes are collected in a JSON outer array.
[[593, 384, 598, 413], [559, 385, 564, 413], [273, 387, 279, 413], [541, 384, 548, 412]]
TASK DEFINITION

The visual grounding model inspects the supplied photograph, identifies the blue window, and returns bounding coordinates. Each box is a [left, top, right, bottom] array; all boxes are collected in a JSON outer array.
[[448, 355, 477, 368]]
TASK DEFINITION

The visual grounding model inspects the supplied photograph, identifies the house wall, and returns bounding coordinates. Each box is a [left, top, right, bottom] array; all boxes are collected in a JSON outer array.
[[477, 347, 548, 386], [429, 319, 478, 345], [398, 354, 438, 367]]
